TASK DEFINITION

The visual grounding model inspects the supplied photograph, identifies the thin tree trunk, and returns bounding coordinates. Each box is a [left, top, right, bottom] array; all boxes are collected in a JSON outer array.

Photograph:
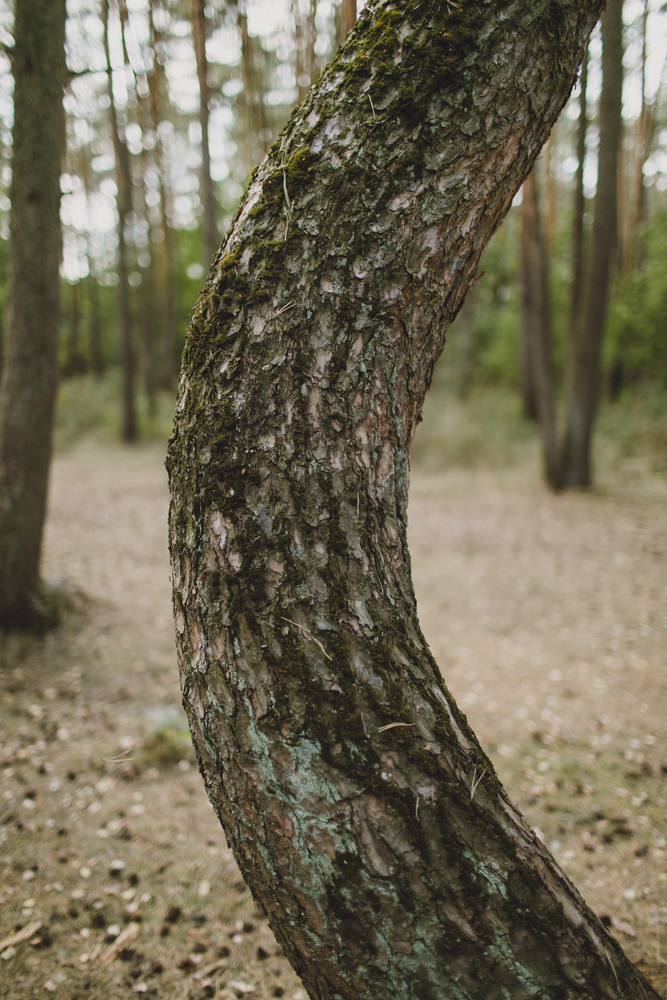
[[167, 3, 658, 997], [78, 147, 104, 376], [340, 0, 356, 38], [138, 145, 157, 416], [521, 171, 561, 490], [0, 0, 66, 630], [624, 0, 649, 274], [88, 272, 104, 377], [519, 183, 538, 422], [238, 3, 268, 167], [63, 279, 85, 376], [295, 0, 319, 104], [562, 0, 624, 488], [142, 253, 157, 417], [103, 0, 138, 443], [569, 50, 588, 346], [148, 0, 178, 391], [191, 0, 218, 269], [544, 132, 556, 257]]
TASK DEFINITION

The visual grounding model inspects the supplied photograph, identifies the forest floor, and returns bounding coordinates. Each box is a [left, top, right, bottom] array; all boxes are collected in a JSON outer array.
[[0, 431, 666, 999]]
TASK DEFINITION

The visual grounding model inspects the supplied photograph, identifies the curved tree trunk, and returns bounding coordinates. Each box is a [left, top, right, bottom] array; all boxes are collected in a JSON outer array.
[[0, 0, 66, 630], [168, 2, 658, 997]]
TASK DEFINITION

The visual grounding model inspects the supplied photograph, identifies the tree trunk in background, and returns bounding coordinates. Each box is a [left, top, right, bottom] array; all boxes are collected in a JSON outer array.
[[623, 0, 649, 275], [104, 0, 138, 443], [168, 3, 657, 997], [141, 255, 157, 417], [295, 0, 319, 105], [88, 273, 104, 376], [562, 0, 623, 487], [238, 3, 268, 166], [569, 50, 588, 349], [0, 0, 66, 630], [520, 171, 561, 490], [519, 182, 538, 422], [148, 0, 178, 391], [340, 0, 356, 38], [78, 148, 105, 376], [63, 280, 86, 377], [191, 0, 218, 270]]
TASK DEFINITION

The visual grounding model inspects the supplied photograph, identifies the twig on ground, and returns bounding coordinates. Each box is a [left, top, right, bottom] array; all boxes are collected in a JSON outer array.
[[194, 958, 229, 981], [0, 919, 42, 953], [101, 921, 140, 966], [377, 722, 414, 733]]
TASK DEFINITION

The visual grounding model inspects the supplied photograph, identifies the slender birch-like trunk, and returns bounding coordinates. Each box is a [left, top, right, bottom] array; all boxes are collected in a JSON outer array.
[[103, 0, 138, 443], [191, 0, 218, 269], [520, 170, 560, 490], [168, 2, 658, 997], [148, 0, 178, 390]]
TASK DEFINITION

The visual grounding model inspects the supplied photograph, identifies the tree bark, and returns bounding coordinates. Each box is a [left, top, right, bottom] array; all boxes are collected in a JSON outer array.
[[168, 2, 658, 997], [562, 0, 623, 488], [0, 0, 66, 630], [520, 170, 560, 489], [191, 0, 218, 269], [103, 0, 138, 443]]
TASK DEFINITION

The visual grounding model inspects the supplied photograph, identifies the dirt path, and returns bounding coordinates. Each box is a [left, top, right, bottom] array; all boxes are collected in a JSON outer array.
[[0, 440, 666, 998]]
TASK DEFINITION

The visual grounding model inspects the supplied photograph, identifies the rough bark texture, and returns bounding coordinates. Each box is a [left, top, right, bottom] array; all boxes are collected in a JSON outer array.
[[562, 0, 623, 488], [520, 171, 560, 490], [168, 2, 658, 998], [0, 0, 66, 629]]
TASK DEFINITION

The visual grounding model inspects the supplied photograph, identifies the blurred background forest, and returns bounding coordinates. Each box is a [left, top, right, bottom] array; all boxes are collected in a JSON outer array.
[[1, 4, 667, 997], [0, 0, 663, 474]]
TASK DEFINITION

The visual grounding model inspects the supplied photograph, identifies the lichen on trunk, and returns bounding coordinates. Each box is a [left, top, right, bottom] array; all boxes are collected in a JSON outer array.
[[168, 2, 658, 997]]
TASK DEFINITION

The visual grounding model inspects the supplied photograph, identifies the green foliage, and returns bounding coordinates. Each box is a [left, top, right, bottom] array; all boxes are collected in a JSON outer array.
[[55, 371, 175, 451], [606, 210, 667, 387], [141, 727, 194, 769]]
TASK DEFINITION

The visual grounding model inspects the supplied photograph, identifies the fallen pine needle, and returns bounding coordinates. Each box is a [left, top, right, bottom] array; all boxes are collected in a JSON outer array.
[[377, 723, 414, 733], [280, 617, 332, 661], [194, 958, 229, 980]]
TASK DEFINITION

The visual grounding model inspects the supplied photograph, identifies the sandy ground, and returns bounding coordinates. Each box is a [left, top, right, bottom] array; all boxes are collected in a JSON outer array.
[[0, 437, 666, 998]]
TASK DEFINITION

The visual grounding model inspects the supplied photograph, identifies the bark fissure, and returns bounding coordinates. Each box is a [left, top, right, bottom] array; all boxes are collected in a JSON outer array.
[[168, 2, 657, 997]]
